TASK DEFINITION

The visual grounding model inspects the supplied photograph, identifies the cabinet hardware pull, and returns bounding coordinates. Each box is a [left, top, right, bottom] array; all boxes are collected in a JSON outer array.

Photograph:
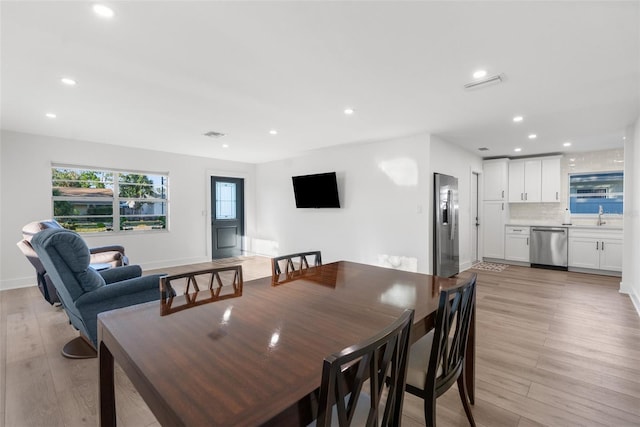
[[525, 192, 528, 201], [596, 242, 599, 250], [501, 203, 504, 211], [521, 193, 523, 200], [502, 190, 504, 199], [526, 237, 529, 245], [602, 241, 604, 250], [556, 191, 558, 200]]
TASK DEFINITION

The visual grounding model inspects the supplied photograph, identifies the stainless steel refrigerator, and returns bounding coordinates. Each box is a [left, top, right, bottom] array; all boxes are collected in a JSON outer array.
[[434, 173, 459, 277]]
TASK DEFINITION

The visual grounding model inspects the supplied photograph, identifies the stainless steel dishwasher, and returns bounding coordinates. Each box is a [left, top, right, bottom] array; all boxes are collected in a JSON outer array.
[[530, 227, 568, 270]]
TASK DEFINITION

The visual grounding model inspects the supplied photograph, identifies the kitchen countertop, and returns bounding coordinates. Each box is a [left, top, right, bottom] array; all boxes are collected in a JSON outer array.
[[506, 222, 623, 231]]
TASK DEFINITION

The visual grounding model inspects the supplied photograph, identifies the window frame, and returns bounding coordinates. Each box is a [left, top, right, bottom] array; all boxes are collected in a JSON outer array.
[[51, 164, 169, 234], [568, 170, 623, 217]]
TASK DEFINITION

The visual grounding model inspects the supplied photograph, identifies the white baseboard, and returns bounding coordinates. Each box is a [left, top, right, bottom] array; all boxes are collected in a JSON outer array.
[[460, 260, 472, 272], [0, 255, 250, 292], [0, 276, 37, 291], [628, 288, 640, 318], [140, 256, 211, 271]]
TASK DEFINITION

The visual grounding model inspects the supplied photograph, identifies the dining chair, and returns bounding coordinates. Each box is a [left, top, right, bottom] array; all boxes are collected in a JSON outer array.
[[405, 273, 477, 426], [271, 250, 322, 277], [314, 309, 414, 427], [159, 265, 243, 315]]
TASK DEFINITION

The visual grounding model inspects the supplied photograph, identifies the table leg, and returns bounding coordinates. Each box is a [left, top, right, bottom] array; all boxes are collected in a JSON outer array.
[[99, 341, 117, 427], [465, 303, 476, 404]]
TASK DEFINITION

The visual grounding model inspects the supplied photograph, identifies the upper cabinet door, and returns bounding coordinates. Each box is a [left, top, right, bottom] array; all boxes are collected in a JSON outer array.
[[541, 157, 561, 203], [508, 160, 525, 202], [523, 159, 542, 202], [483, 159, 509, 201], [509, 159, 542, 203]]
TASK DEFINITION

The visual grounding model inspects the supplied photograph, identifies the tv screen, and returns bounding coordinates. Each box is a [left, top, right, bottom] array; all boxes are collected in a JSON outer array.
[[292, 172, 340, 208]]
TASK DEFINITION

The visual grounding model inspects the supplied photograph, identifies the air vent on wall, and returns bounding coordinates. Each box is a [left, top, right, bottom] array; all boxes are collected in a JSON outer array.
[[464, 74, 504, 90], [203, 131, 226, 138]]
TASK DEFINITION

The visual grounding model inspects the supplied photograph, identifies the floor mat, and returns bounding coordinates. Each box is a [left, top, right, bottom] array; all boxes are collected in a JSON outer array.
[[472, 262, 509, 272]]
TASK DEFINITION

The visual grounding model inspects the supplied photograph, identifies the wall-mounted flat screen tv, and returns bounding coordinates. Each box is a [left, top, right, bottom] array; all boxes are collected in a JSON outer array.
[[292, 172, 340, 208]]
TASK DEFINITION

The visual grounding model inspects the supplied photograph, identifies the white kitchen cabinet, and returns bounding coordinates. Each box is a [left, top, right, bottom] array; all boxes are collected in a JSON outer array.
[[483, 201, 508, 260], [541, 157, 561, 203], [483, 159, 509, 201], [508, 159, 541, 203], [505, 226, 530, 262], [568, 228, 623, 273]]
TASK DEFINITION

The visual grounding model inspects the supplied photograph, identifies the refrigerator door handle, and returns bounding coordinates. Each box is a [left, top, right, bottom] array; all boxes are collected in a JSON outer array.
[[449, 190, 455, 241]]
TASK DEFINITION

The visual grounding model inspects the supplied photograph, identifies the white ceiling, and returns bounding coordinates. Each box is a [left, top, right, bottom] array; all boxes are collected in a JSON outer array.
[[2, 1, 639, 164]]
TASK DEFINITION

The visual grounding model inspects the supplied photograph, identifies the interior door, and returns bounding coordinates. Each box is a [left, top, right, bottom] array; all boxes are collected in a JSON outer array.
[[471, 172, 479, 264], [211, 176, 244, 259]]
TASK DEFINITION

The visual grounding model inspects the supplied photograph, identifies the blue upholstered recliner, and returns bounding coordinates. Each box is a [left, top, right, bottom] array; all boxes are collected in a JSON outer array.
[[31, 227, 165, 358]]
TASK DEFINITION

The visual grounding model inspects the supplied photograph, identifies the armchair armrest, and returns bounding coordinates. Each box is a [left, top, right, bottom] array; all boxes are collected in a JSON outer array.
[[99, 265, 142, 284], [77, 273, 166, 345], [90, 245, 125, 255], [77, 274, 165, 308]]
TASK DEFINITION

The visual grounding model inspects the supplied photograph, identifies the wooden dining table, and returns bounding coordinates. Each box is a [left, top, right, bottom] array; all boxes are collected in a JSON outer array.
[[98, 261, 474, 426]]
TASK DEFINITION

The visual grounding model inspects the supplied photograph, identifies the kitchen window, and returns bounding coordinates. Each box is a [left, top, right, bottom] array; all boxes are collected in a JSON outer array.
[[569, 172, 623, 215], [52, 165, 168, 233]]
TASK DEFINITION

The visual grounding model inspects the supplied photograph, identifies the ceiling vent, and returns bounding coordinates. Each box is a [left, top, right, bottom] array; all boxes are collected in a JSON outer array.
[[478, 147, 489, 151], [203, 131, 226, 138], [464, 74, 505, 90]]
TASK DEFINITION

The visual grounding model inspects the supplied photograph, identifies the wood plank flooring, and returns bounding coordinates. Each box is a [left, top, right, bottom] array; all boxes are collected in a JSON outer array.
[[1, 259, 639, 427]]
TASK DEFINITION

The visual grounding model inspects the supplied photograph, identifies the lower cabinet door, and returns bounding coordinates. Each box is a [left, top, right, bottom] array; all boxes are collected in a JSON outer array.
[[568, 238, 600, 269], [600, 239, 623, 272], [505, 235, 529, 262]]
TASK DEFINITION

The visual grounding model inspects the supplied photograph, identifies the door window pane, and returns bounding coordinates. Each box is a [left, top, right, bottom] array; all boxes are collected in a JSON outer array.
[[216, 182, 236, 219]]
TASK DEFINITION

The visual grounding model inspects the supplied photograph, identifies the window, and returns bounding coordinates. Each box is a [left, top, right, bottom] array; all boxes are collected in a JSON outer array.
[[52, 166, 168, 233], [569, 172, 623, 215]]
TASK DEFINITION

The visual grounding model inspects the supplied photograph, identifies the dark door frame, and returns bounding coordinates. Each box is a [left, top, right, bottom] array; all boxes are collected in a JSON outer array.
[[206, 171, 249, 260]]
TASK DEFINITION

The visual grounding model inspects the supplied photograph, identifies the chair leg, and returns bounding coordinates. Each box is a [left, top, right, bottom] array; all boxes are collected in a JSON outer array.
[[423, 391, 437, 427], [456, 374, 476, 427], [62, 335, 97, 359]]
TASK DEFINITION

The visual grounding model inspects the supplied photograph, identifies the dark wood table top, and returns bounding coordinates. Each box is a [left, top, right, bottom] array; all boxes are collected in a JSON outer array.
[[98, 261, 459, 426]]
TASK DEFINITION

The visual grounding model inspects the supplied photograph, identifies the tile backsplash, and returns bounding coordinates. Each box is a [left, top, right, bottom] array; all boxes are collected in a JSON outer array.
[[508, 148, 624, 227]]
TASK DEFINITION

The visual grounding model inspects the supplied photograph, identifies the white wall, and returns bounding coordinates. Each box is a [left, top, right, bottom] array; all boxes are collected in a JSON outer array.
[[0, 130, 256, 290], [254, 133, 433, 272], [622, 117, 640, 315], [253, 133, 482, 275], [429, 135, 484, 272]]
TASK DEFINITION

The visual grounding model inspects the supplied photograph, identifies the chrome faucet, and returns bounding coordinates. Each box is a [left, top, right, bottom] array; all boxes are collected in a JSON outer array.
[[597, 205, 606, 226]]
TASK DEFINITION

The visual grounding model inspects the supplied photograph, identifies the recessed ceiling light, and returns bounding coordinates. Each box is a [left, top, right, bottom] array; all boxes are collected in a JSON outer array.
[[569, 158, 575, 162], [569, 163, 576, 167], [222, 144, 229, 149], [45, 113, 57, 118], [269, 129, 278, 135], [513, 116, 523, 123], [344, 108, 355, 115], [61, 77, 76, 86], [528, 134, 537, 139], [563, 142, 572, 147], [623, 136, 627, 140], [93, 4, 114, 18], [473, 70, 487, 79], [514, 148, 522, 152]]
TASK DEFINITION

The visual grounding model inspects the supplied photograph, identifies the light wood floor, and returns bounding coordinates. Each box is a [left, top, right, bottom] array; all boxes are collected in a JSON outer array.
[[2, 258, 639, 427]]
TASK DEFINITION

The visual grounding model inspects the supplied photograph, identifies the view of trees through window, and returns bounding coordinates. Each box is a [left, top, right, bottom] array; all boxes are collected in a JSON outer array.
[[52, 166, 168, 233]]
